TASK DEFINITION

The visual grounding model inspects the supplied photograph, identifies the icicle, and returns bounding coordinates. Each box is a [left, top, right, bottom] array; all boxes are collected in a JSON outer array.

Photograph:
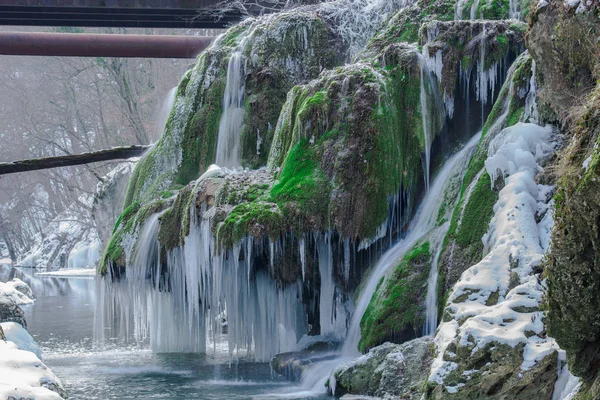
[[299, 237, 307, 282], [343, 237, 351, 283], [523, 59, 539, 124], [317, 233, 336, 336], [97, 205, 308, 361]]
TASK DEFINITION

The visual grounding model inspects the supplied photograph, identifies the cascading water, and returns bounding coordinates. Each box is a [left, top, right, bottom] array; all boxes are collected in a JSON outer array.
[[156, 87, 177, 138], [277, 132, 482, 398], [509, 0, 521, 19], [341, 132, 481, 356], [215, 50, 247, 169], [419, 60, 433, 191], [422, 229, 446, 336]]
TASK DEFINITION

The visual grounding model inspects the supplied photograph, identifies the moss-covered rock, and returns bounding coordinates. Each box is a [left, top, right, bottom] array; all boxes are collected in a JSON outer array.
[[527, 1, 600, 395], [359, 241, 432, 352], [100, 197, 169, 276], [268, 46, 431, 241], [426, 342, 557, 399], [331, 337, 433, 399], [123, 10, 346, 208]]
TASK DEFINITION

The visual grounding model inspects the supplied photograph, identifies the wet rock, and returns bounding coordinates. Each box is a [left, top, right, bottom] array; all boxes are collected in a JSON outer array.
[[271, 340, 340, 381]]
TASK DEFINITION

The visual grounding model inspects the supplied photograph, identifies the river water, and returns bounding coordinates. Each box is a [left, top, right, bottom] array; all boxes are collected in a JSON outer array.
[[0, 265, 329, 400]]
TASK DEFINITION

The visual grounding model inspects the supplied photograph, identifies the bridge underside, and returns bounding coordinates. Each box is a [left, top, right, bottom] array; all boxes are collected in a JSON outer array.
[[0, 1, 277, 29]]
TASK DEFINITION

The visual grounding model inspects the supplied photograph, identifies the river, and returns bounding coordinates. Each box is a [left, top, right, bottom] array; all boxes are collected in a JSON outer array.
[[0, 265, 329, 400]]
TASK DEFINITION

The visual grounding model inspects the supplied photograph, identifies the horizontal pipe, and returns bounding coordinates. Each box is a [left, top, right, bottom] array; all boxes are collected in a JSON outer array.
[[0, 31, 216, 58]]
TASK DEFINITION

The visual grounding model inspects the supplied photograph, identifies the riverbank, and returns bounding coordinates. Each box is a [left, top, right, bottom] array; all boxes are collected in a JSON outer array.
[[0, 276, 67, 399]]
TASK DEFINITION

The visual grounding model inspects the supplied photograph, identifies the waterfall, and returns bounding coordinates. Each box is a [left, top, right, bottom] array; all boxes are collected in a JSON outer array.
[[419, 60, 433, 192], [423, 230, 446, 336], [341, 132, 481, 356], [470, 0, 481, 19], [156, 87, 177, 138], [509, 0, 521, 20], [215, 51, 247, 169]]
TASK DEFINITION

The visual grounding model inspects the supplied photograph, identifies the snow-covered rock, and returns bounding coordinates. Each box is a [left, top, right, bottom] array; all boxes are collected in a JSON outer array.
[[0, 279, 34, 327], [2, 321, 41, 359], [0, 324, 66, 399], [427, 123, 560, 399], [0, 279, 66, 399], [8, 277, 34, 300]]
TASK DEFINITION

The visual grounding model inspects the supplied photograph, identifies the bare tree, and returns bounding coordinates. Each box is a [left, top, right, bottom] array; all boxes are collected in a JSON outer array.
[[0, 25, 200, 260]]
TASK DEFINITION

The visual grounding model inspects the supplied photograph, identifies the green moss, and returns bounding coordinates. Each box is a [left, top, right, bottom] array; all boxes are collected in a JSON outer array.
[[497, 34, 509, 47], [359, 241, 431, 352], [113, 201, 140, 233], [217, 201, 284, 249], [506, 106, 524, 126], [397, 23, 420, 43], [477, 0, 510, 19], [222, 24, 248, 47], [271, 138, 331, 220], [176, 74, 226, 185], [455, 172, 497, 249], [157, 186, 195, 252]]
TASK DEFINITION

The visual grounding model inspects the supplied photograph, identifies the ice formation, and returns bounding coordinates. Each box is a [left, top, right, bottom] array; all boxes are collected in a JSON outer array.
[[97, 201, 356, 361]]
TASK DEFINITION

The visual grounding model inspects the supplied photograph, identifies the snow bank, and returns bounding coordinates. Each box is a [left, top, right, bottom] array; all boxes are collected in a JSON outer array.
[[2, 321, 41, 359], [429, 123, 559, 388], [0, 288, 66, 399], [36, 268, 96, 277], [0, 327, 65, 399]]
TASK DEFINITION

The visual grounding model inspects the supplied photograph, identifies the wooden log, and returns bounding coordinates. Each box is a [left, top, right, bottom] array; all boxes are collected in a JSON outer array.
[[0, 145, 150, 175]]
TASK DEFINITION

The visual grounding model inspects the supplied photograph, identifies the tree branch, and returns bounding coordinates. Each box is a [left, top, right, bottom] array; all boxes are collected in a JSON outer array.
[[0, 145, 148, 176]]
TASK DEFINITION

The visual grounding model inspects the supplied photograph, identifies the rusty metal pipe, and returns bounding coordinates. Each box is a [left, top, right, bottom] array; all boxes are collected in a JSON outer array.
[[0, 31, 215, 58]]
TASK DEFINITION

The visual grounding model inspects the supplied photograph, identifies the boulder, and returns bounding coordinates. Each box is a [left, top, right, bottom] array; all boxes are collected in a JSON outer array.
[[331, 337, 433, 399]]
